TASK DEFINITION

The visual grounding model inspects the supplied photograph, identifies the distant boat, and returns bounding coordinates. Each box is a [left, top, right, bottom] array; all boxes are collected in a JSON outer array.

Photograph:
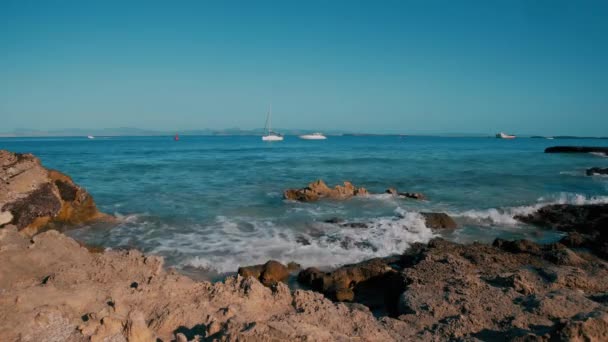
[[262, 105, 284, 141], [174, 133, 179, 141], [87, 135, 95, 139], [299, 132, 327, 140], [496, 132, 516, 139]]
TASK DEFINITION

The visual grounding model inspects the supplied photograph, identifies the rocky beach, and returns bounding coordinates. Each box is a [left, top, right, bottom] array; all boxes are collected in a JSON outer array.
[[1, 148, 608, 341]]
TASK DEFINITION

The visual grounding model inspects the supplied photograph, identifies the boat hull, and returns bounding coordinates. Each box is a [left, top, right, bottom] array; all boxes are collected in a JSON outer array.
[[299, 135, 327, 140], [262, 135, 284, 141]]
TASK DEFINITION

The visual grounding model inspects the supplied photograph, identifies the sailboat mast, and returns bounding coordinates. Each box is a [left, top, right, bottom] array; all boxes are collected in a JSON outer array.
[[268, 104, 272, 133]]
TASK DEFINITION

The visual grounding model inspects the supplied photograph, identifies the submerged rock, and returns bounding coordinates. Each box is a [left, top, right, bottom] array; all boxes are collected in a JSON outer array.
[[420, 212, 457, 229], [284, 180, 369, 202], [0, 150, 110, 235], [587, 167, 608, 176]]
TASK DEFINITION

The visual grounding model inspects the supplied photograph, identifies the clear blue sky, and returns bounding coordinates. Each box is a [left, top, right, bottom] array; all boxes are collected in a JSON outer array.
[[1, 0, 607, 135]]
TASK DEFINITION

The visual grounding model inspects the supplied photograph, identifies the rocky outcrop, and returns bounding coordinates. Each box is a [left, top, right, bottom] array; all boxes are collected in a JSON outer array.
[[386, 187, 426, 200], [516, 203, 608, 258], [296, 236, 608, 340], [420, 212, 457, 229], [284, 180, 369, 202], [0, 150, 108, 235], [587, 167, 608, 176], [545, 146, 608, 155], [3, 222, 608, 340], [0, 227, 400, 341], [237, 260, 300, 286]]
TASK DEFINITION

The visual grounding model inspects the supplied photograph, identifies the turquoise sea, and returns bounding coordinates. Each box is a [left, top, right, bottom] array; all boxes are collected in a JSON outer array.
[[2, 136, 608, 278]]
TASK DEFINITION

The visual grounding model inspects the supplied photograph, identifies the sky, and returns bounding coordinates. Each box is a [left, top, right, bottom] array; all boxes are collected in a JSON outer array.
[[1, 0, 607, 136]]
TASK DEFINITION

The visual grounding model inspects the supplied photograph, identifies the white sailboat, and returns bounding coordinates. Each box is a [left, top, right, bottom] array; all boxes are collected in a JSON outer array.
[[262, 105, 284, 141], [299, 132, 327, 140]]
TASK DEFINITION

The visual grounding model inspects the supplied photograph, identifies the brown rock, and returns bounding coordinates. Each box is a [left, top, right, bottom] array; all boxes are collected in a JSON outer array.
[[0, 150, 110, 235], [420, 212, 457, 229], [284, 179, 369, 202], [238, 260, 290, 286]]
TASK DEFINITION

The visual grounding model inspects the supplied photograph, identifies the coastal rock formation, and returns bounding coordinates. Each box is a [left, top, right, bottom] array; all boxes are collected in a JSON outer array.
[[545, 146, 608, 155], [284, 179, 369, 202], [516, 203, 608, 258], [3, 222, 608, 340], [0, 227, 398, 341], [386, 187, 426, 200], [237, 260, 300, 286], [420, 212, 457, 229], [587, 167, 608, 176], [298, 236, 608, 340], [0, 150, 108, 235]]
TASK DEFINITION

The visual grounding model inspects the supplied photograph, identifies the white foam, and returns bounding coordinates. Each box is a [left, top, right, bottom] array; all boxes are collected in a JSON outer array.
[[180, 208, 435, 274], [590, 152, 608, 158], [451, 193, 608, 227]]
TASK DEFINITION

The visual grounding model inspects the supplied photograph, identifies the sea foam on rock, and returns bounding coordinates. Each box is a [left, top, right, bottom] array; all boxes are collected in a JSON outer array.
[[0, 150, 110, 235]]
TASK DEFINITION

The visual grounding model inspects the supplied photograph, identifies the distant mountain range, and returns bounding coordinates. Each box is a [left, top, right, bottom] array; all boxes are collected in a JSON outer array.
[[1, 127, 606, 139]]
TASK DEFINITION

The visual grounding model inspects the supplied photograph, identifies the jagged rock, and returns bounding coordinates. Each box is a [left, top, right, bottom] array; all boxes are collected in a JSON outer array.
[[587, 167, 608, 176], [420, 212, 457, 229], [399, 192, 426, 200], [0, 150, 109, 235], [516, 204, 608, 258], [385, 187, 426, 200], [126, 310, 156, 342], [238, 260, 291, 286], [298, 257, 403, 305], [284, 180, 369, 202]]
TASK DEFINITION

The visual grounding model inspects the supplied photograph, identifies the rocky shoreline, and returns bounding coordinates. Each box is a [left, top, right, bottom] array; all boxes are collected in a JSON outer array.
[[2, 149, 608, 341]]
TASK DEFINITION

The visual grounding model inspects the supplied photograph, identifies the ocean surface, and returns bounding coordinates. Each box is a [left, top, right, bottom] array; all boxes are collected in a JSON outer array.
[[2, 136, 608, 279]]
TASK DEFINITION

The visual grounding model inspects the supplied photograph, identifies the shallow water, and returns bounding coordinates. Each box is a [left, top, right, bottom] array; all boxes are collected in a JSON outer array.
[[2, 135, 608, 277]]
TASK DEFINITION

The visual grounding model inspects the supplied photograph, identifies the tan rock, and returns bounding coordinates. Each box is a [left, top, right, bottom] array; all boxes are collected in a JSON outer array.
[[126, 310, 156, 342]]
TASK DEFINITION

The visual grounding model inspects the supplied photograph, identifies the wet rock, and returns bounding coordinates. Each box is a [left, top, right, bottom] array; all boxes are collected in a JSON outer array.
[[587, 167, 608, 176], [385, 187, 398, 195], [545, 146, 608, 155], [385, 187, 426, 200], [420, 212, 457, 229], [284, 180, 369, 202], [399, 192, 426, 200], [0, 150, 109, 235], [516, 203, 608, 258], [237, 260, 291, 286]]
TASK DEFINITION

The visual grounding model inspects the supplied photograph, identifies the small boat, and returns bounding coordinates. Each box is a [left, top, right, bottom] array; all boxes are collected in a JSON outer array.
[[87, 135, 95, 139], [299, 132, 327, 140], [496, 132, 516, 139], [262, 105, 284, 141], [174, 133, 179, 141]]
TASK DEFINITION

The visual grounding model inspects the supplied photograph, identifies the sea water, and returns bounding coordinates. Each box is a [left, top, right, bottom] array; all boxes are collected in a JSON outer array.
[[2, 136, 608, 278]]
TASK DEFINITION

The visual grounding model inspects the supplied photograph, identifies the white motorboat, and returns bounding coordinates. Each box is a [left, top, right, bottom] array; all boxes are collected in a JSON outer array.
[[496, 132, 516, 139], [87, 135, 95, 139], [299, 132, 327, 140], [262, 105, 284, 141]]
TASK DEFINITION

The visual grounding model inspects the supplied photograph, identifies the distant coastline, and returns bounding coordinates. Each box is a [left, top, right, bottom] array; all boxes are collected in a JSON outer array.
[[2, 127, 608, 139]]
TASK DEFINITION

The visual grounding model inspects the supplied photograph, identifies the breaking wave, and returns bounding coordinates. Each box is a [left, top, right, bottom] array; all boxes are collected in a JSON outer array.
[[182, 209, 435, 274], [450, 193, 608, 227]]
